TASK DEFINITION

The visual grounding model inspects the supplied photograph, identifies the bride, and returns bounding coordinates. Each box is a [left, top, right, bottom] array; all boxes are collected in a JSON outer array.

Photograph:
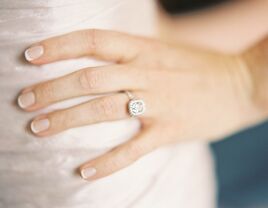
[[1, 0, 267, 207]]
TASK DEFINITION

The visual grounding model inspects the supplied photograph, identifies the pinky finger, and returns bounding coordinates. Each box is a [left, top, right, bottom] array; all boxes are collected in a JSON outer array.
[[79, 124, 158, 181]]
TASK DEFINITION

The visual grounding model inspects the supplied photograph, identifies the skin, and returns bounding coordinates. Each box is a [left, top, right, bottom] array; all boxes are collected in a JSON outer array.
[[18, 29, 268, 180], [157, 0, 268, 53]]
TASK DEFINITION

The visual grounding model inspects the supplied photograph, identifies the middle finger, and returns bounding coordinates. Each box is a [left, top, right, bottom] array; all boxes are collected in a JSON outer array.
[[17, 64, 146, 111]]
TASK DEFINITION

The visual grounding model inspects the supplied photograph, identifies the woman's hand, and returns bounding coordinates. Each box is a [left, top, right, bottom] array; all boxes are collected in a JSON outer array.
[[17, 29, 268, 180]]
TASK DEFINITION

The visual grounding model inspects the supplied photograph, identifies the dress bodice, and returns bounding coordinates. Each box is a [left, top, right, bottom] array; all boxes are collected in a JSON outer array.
[[0, 1, 215, 207]]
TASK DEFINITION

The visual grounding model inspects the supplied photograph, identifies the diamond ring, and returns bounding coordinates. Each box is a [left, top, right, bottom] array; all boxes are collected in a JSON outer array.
[[124, 91, 146, 117]]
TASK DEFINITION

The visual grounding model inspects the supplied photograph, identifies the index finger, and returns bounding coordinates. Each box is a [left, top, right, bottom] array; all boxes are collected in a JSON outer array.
[[24, 29, 142, 65]]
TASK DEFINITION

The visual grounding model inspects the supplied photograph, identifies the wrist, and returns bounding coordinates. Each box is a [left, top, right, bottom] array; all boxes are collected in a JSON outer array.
[[227, 38, 268, 132], [241, 38, 268, 114], [207, 51, 267, 138]]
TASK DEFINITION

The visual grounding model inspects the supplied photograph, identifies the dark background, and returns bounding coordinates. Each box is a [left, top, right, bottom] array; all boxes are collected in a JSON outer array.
[[158, 0, 268, 207], [212, 121, 268, 207], [159, 0, 228, 14]]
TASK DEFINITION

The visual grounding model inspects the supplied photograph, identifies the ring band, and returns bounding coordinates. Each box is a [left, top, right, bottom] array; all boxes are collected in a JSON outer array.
[[124, 91, 146, 117]]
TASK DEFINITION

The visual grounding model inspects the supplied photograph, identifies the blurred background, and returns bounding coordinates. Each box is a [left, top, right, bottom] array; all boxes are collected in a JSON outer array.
[[212, 120, 268, 207], [158, 0, 268, 207]]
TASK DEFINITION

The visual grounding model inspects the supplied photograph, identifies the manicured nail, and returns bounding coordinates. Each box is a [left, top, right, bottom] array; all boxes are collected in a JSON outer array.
[[18, 91, 35, 109], [31, 118, 50, 133], [80, 167, 96, 180], [24, 45, 44, 61]]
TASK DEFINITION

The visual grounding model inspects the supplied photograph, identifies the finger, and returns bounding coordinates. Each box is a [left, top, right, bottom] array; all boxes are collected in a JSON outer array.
[[79, 125, 158, 181], [29, 92, 148, 137], [17, 65, 146, 111], [24, 29, 143, 65]]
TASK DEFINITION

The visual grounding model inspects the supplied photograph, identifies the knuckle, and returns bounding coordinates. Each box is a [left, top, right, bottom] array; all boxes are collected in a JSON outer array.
[[93, 97, 120, 119], [84, 29, 99, 55], [51, 110, 73, 129], [80, 69, 107, 90], [127, 142, 144, 160], [35, 82, 57, 103], [60, 111, 72, 128], [50, 35, 70, 56], [106, 158, 121, 171]]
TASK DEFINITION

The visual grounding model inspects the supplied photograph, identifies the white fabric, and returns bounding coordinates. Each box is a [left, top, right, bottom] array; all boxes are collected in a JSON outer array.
[[0, 0, 216, 207]]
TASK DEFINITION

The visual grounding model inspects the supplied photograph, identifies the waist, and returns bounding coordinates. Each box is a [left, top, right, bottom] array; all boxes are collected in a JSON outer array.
[[0, 0, 157, 42]]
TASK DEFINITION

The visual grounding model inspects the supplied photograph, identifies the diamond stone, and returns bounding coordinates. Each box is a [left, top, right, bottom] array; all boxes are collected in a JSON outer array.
[[128, 99, 145, 116]]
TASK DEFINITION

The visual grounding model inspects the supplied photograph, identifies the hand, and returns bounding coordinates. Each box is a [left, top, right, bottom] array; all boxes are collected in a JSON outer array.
[[18, 29, 268, 180]]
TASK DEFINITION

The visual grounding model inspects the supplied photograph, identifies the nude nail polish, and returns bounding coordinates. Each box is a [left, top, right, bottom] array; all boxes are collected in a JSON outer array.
[[24, 45, 44, 61], [80, 167, 96, 180], [31, 118, 50, 133], [18, 91, 35, 109]]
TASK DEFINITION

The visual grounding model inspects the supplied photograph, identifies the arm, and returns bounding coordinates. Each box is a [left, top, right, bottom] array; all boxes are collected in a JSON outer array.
[[157, 0, 268, 53]]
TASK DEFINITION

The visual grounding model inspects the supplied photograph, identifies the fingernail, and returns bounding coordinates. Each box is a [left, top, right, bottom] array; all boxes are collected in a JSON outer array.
[[24, 45, 44, 61], [80, 167, 96, 180], [31, 118, 50, 133], [18, 91, 35, 109]]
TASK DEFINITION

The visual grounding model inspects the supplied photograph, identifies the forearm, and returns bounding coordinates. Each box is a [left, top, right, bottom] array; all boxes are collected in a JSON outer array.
[[157, 0, 268, 53]]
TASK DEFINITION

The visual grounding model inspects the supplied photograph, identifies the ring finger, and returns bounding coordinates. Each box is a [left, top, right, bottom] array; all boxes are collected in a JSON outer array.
[[30, 91, 149, 137]]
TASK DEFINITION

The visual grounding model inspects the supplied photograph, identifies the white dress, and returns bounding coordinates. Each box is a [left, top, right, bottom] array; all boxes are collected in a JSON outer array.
[[0, 0, 216, 207]]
